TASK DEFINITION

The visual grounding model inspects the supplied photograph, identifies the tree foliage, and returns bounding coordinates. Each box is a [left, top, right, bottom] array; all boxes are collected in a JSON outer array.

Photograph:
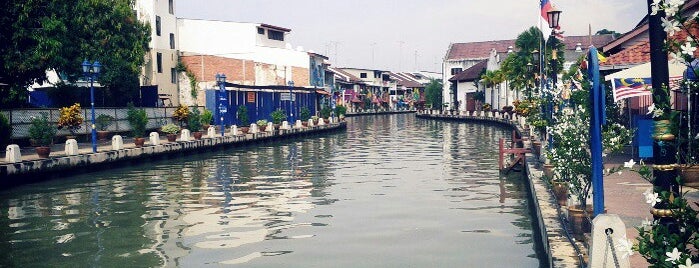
[[0, 0, 150, 108], [501, 27, 544, 96], [425, 79, 443, 109]]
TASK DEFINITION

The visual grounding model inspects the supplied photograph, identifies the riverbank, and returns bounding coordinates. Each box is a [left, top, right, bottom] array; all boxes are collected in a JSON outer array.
[[416, 110, 581, 267], [1, 122, 346, 187], [345, 109, 416, 117]]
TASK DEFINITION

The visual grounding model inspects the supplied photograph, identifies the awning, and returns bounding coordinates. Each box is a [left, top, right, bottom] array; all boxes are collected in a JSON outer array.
[[315, 89, 331, 96], [604, 61, 685, 81]]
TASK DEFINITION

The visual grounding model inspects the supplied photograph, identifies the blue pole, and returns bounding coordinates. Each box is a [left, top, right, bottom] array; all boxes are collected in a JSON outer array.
[[90, 74, 97, 153], [219, 77, 226, 136], [588, 46, 605, 216]]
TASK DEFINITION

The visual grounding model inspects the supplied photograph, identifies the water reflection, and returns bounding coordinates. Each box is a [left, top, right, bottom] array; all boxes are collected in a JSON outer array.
[[0, 114, 542, 267]]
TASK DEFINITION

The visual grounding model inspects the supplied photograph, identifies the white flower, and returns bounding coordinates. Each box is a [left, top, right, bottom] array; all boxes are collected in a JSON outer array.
[[643, 188, 662, 207], [678, 257, 699, 268], [651, 3, 660, 15], [681, 40, 697, 57], [671, 51, 689, 65], [665, 248, 681, 263], [624, 159, 636, 169], [615, 237, 634, 259], [662, 17, 681, 36], [647, 103, 656, 115]]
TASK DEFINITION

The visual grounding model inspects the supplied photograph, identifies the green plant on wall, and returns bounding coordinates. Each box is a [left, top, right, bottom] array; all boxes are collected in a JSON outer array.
[[176, 60, 198, 99], [270, 109, 287, 124], [334, 105, 347, 117], [300, 107, 311, 121], [237, 105, 249, 126]]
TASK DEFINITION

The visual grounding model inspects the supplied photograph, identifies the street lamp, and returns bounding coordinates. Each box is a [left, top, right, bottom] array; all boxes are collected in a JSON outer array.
[[288, 80, 295, 124], [82, 60, 101, 153], [546, 5, 562, 29], [215, 73, 227, 136]]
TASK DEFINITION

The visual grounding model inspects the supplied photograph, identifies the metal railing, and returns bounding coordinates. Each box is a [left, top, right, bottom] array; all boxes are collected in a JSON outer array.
[[1, 106, 203, 139]]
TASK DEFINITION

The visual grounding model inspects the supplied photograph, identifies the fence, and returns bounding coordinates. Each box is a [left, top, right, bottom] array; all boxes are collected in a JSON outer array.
[[1, 106, 204, 140]]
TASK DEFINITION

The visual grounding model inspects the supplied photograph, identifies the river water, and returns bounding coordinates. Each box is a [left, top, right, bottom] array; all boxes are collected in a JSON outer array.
[[0, 114, 543, 267]]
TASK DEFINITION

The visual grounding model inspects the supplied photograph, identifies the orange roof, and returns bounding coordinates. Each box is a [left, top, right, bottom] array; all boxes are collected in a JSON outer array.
[[601, 41, 650, 67]]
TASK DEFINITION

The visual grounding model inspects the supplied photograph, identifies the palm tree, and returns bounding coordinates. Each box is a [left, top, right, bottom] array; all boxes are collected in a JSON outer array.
[[481, 70, 496, 108]]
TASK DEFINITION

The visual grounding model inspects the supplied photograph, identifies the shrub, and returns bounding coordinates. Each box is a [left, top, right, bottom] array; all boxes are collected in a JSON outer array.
[[172, 104, 189, 124], [0, 113, 11, 148], [256, 119, 268, 126], [28, 113, 56, 146], [160, 123, 180, 134], [57, 103, 84, 134], [236, 106, 249, 126], [270, 109, 287, 124], [188, 107, 202, 131], [95, 114, 114, 131], [334, 105, 347, 117], [299, 107, 311, 121], [200, 108, 213, 126], [126, 104, 148, 138], [320, 106, 332, 118]]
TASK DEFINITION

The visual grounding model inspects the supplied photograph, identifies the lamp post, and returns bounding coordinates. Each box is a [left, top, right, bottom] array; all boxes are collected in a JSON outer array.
[[215, 73, 227, 136], [546, 5, 562, 157], [526, 62, 534, 99], [531, 50, 540, 96], [82, 60, 101, 153], [288, 80, 295, 124]]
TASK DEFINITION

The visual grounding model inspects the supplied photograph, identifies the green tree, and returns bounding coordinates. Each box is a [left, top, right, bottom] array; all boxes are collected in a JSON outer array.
[[501, 27, 544, 97], [425, 79, 443, 109], [0, 0, 150, 108]]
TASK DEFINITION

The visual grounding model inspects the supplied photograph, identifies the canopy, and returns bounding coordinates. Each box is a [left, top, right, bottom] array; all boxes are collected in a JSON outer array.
[[604, 61, 686, 81]]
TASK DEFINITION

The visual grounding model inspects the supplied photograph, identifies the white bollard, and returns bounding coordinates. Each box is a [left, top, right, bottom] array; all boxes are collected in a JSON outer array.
[[180, 129, 191, 141], [266, 122, 274, 133], [230, 125, 239, 136], [250, 123, 259, 134], [207, 126, 216, 137], [5, 144, 21, 163], [295, 120, 303, 129], [307, 119, 314, 127], [65, 139, 79, 155], [589, 214, 631, 268], [112, 135, 124, 150], [281, 121, 290, 130], [318, 118, 325, 126], [149, 132, 160, 146]]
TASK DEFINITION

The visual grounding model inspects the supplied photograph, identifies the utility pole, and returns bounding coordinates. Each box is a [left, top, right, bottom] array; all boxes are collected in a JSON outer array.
[[371, 42, 377, 68], [647, 0, 679, 228], [398, 41, 405, 72]]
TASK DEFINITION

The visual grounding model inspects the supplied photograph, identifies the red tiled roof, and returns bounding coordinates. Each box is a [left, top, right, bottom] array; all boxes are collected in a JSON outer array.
[[446, 35, 616, 61], [601, 41, 650, 66], [449, 60, 487, 82]]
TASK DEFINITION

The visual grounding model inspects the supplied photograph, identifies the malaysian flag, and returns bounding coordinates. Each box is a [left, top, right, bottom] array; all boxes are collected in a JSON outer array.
[[612, 76, 682, 102]]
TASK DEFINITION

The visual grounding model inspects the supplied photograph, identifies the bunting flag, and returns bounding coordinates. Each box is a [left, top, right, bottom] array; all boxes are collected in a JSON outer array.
[[611, 76, 682, 102]]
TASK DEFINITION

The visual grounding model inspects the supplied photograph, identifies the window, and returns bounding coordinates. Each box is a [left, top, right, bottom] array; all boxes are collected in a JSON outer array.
[[257, 27, 265, 35], [268, 30, 284, 41], [157, 53, 162, 73], [168, 0, 174, 14], [360, 73, 367, 78], [171, 68, 177, 84], [169, 33, 175, 49], [451, 68, 462, 75], [155, 16, 161, 36]]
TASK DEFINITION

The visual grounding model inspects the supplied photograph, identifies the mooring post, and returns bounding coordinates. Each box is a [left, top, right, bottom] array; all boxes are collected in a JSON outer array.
[[499, 138, 505, 171]]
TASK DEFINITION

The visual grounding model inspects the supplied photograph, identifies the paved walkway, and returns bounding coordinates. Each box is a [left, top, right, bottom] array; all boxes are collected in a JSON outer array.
[[603, 153, 699, 267], [4, 136, 150, 163]]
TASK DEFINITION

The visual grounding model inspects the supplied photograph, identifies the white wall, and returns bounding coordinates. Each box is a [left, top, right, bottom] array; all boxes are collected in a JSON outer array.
[[442, 59, 482, 108]]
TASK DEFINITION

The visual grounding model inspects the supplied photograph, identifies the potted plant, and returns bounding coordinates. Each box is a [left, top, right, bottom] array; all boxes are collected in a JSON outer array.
[[334, 105, 347, 120], [270, 109, 287, 129], [160, 123, 180, 142], [300, 107, 311, 127], [127, 104, 149, 147], [57, 103, 84, 139], [311, 115, 319, 126], [0, 113, 11, 149], [256, 119, 268, 132], [320, 106, 332, 123], [95, 114, 114, 141], [28, 113, 57, 158], [200, 108, 213, 130], [172, 104, 189, 127], [236, 105, 250, 134], [188, 107, 203, 139]]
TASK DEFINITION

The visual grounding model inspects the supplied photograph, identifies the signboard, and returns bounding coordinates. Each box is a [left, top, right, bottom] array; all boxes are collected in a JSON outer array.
[[247, 92, 255, 103], [281, 92, 295, 101], [218, 103, 227, 114]]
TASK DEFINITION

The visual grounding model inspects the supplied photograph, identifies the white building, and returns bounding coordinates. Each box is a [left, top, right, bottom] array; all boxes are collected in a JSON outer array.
[[135, 0, 179, 106]]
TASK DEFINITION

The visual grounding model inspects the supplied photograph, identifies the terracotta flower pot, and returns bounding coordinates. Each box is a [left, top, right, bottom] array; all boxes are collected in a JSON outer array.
[[302, 122, 308, 127], [166, 134, 177, 142], [259, 125, 267, 132], [552, 181, 568, 207], [677, 165, 699, 188], [35, 146, 51, 158], [240, 127, 250, 134], [567, 206, 606, 236], [542, 164, 554, 179], [323, 118, 330, 124], [193, 131, 203, 140], [97, 131, 111, 141], [134, 137, 146, 147]]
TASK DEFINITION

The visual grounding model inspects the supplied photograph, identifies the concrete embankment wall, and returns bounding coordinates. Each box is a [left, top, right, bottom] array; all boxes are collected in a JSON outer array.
[[416, 111, 581, 268], [1, 123, 346, 186]]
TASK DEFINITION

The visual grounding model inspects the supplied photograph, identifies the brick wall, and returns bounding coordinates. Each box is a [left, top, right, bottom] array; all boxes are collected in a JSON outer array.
[[180, 55, 255, 84]]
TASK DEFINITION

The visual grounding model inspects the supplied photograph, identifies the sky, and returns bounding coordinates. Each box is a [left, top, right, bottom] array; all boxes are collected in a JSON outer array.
[[176, 0, 648, 73]]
